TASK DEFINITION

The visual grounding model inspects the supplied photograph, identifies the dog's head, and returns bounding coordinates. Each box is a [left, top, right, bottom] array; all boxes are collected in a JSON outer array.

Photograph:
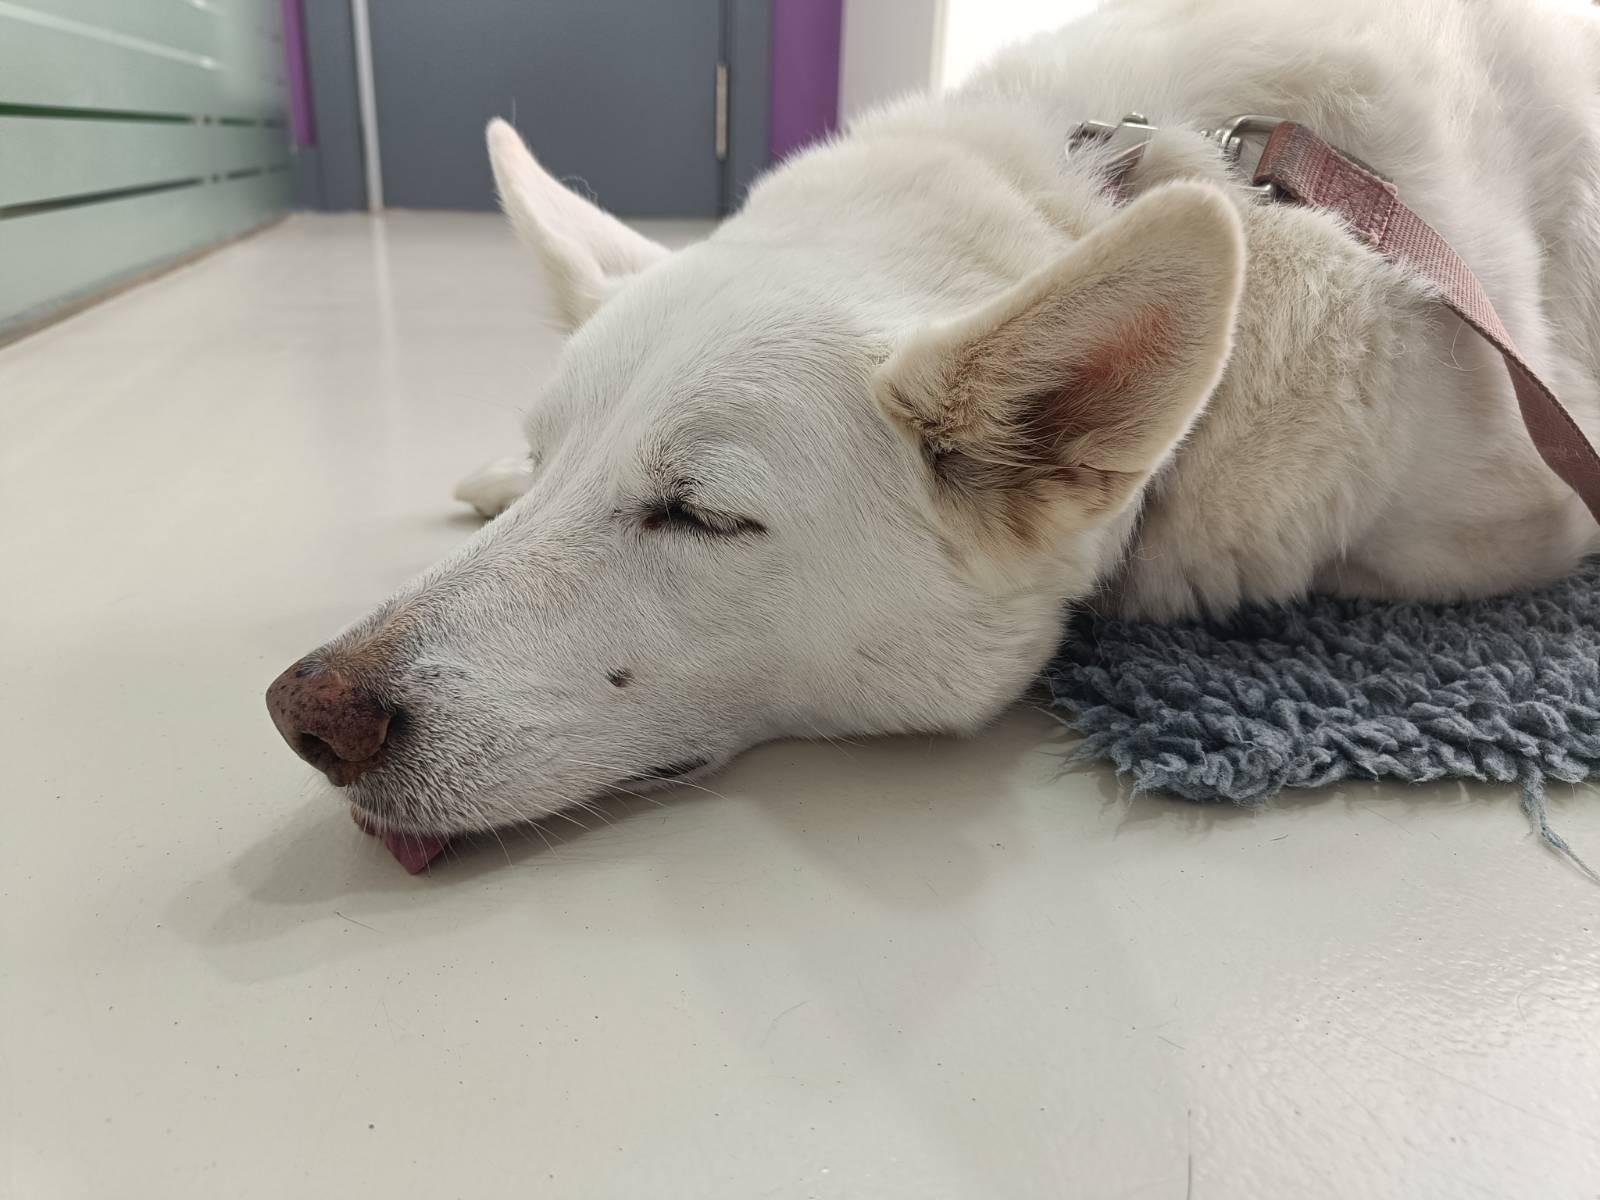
[[266, 120, 1244, 837]]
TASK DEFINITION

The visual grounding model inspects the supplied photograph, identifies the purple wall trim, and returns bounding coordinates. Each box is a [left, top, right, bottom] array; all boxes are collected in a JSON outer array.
[[768, 0, 842, 161], [279, 0, 315, 147]]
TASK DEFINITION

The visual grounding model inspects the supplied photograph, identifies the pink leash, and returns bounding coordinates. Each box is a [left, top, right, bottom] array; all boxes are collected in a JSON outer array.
[[1249, 121, 1600, 526]]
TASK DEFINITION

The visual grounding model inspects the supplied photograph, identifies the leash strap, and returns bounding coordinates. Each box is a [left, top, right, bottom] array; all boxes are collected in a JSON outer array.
[[1250, 121, 1600, 525]]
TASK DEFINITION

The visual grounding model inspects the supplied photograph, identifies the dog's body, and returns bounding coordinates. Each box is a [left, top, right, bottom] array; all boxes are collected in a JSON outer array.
[[270, 0, 1600, 836], [984, 0, 1600, 619]]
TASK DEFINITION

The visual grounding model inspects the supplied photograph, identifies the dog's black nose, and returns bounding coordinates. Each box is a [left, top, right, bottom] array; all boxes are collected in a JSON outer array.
[[265, 661, 395, 786]]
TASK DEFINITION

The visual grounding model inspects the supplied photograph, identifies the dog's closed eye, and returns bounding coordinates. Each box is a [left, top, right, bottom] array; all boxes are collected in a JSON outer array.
[[640, 498, 767, 537]]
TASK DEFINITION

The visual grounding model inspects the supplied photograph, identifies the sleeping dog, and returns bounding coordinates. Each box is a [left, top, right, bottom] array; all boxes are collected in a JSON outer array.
[[267, 0, 1600, 842]]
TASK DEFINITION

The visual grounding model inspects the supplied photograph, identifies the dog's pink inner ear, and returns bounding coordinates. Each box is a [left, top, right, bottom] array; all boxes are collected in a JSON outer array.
[[874, 182, 1246, 545], [1029, 304, 1181, 471]]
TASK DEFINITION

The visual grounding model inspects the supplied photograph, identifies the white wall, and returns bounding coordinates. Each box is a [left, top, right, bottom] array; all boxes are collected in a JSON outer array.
[[838, 0, 1101, 125], [938, 0, 1099, 88], [837, 0, 942, 125]]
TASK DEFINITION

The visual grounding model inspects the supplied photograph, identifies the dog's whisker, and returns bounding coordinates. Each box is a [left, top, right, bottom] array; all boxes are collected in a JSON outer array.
[[596, 782, 670, 809]]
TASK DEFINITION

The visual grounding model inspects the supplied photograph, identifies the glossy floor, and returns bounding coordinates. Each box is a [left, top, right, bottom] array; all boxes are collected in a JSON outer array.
[[4, 213, 1598, 1200]]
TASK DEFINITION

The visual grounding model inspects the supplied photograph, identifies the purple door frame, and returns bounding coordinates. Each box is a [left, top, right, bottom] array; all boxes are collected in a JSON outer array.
[[279, 0, 315, 147], [768, 0, 842, 161]]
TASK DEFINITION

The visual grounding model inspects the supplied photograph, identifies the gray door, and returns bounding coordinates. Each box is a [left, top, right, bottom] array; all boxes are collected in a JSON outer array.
[[369, 0, 724, 217]]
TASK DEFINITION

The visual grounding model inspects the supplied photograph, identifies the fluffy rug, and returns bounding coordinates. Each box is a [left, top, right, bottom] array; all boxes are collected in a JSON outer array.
[[1037, 560, 1600, 876]]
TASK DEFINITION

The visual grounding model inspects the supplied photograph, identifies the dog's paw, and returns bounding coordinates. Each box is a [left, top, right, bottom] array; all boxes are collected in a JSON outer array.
[[452, 455, 536, 519]]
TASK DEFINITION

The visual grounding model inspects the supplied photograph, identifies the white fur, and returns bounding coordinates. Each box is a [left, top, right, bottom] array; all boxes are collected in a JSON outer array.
[[304, 0, 1600, 835]]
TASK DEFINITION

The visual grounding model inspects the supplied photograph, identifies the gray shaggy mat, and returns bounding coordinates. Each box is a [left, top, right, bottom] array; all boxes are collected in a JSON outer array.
[[1037, 560, 1600, 876]]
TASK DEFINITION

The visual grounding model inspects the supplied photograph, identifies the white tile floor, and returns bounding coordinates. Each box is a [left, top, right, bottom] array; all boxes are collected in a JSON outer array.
[[4, 212, 1599, 1200]]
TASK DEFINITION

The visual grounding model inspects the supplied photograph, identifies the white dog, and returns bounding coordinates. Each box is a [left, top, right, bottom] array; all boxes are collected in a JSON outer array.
[[267, 0, 1600, 838]]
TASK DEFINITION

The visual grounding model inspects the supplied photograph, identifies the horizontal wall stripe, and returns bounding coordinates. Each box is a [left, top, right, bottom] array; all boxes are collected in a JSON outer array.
[[0, 117, 289, 208], [221, 164, 290, 181], [0, 101, 196, 123], [0, 102, 289, 125], [0, 163, 290, 219], [0, 177, 205, 221]]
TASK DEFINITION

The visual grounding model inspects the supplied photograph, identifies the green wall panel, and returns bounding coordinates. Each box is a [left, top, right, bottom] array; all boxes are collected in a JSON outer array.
[[0, 0, 291, 334], [0, 171, 291, 322], [12, 1, 218, 58]]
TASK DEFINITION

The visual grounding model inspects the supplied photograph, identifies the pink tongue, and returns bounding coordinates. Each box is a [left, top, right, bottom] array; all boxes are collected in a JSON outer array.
[[352, 808, 449, 874]]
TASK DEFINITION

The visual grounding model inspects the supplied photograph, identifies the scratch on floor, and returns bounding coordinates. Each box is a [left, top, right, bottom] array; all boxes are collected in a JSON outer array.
[[379, 997, 397, 1047], [334, 910, 379, 932], [1367, 1034, 1600, 1143], [759, 1000, 810, 1048], [1359, 804, 1408, 832], [1185, 1107, 1193, 1200]]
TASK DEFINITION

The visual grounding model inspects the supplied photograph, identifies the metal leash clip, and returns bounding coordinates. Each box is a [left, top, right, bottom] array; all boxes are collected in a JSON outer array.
[[1068, 112, 1289, 198], [1069, 111, 1395, 202], [1199, 114, 1288, 198], [1065, 111, 1159, 184]]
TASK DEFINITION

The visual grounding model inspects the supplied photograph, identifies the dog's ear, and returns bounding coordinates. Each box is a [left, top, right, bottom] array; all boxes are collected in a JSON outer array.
[[874, 182, 1245, 549], [486, 118, 670, 330]]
